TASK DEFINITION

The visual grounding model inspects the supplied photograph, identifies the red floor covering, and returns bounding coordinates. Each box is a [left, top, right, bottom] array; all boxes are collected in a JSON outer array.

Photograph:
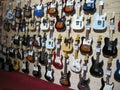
[[0, 70, 73, 90]]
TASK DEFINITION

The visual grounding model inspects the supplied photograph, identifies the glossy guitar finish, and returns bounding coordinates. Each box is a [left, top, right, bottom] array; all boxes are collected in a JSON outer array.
[[22, 60, 29, 74], [100, 78, 114, 90], [60, 53, 71, 86], [32, 64, 41, 78], [114, 59, 120, 82], [102, 37, 117, 57], [83, 0, 96, 12], [90, 56, 103, 77]]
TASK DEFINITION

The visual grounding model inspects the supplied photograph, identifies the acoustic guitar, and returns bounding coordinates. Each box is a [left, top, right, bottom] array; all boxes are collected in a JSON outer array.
[[70, 34, 81, 73], [53, 34, 63, 69], [62, 19, 73, 53], [93, 0, 107, 30], [90, 35, 103, 77], [60, 52, 71, 86], [39, 33, 48, 65], [78, 54, 90, 90], [100, 57, 114, 90], [102, 12, 117, 57], [83, 0, 96, 12], [80, 16, 92, 54], [114, 59, 120, 82], [64, 0, 75, 14], [44, 50, 54, 81], [55, 0, 66, 31], [71, 0, 84, 30]]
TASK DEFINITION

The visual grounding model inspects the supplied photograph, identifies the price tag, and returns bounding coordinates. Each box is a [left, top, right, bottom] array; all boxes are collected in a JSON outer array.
[[48, 59, 51, 63], [82, 65, 87, 71], [106, 69, 111, 76], [99, 0, 104, 5], [110, 25, 115, 30], [67, 25, 70, 30], [58, 4, 62, 10], [74, 45, 79, 50], [57, 44, 60, 48], [42, 42, 45, 47], [96, 47, 101, 53]]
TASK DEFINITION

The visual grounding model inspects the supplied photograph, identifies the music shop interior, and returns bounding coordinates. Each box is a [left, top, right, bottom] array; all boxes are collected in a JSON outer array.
[[0, 0, 120, 90]]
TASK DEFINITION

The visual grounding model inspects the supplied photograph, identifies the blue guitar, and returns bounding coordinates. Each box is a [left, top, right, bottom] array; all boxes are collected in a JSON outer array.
[[114, 59, 120, 82], [83, 0, 96, 12], [93, 0, 107, 30], [34, 0, 44, 17]]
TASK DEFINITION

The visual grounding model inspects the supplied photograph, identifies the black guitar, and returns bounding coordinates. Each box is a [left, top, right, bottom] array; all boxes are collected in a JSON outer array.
[[90, 35, 103, 77], [44, 50, 54, 82], [9, 40, 15, 58], [39, 33, 48, 65], [100, 57, 114, 90], [102, 13, 117, 58], [78, 54, 90, 90]]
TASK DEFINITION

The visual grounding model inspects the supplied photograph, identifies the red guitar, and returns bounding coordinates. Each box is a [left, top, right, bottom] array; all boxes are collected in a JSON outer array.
[[53, 34, 63, 69], [118, 20, 120, 31]]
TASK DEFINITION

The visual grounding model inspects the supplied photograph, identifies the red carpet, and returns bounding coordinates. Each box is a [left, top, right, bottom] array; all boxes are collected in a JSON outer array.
[[0, 70, 73, 90]]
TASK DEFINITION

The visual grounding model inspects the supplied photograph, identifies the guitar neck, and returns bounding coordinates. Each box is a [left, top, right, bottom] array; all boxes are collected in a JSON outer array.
[[64, 58, 68, 75]]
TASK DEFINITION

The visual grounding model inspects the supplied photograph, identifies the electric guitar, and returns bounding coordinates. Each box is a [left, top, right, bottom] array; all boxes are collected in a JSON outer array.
[[32, 49, 41, 78], [34, 0, 44, 17], [83, 0, 96, 12], [102, 13, 117, 57], [6, 2, 14, 20], [100, 57, 114, 90], [71, 0, 84, 30], [90, 35, 104, 77], [53, 34, 63, 69], [60, 52, 71, 86], [14, 1, 22, 19], [40, 4, 49, 31], [62, 19, 73, 53], [48, 0, 57, 15], [13, 50, 20, 71], [45, 20, 55, 49], [55, 0, 66, 31], [39, 33, 48, 65], [70, 34, 81, 73], [80, 16, 92, 54], [114, 59, 120, 82], [33, 30, 42, 48], [118, 20, 120, 31], [93, 0, 107, 30], [9, 40, 15, 58], [78, 54, 90, 90], [11, 17, 16, 31], [64, 0, 75, 14], [3, 19, 10, 32], [44, 50, 54, 81]]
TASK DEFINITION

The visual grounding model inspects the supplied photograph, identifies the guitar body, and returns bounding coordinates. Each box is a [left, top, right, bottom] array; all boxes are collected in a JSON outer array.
[[22, 61, 29, 74], [22, 35, 31, 46], [13, 60, 20, 71], [34, 4, 44, 17], [17, 48, 24, 60], [102, 37, 117, 57], [9, 47, 15, 58], [44, 67, 54, 81], [33, 35, 42, 48], [60, 71, 71, 86], [15, 7, 22, 19], [78, 74, 90, 90], [45, 35, 55, 49], [6, 9, 14, 20], [70, 58, 81, 72], [52, 51, 63, 69], [80, 37, 92, 54], [64, 5, 74, 14], [11, 20, 16, 31], [26, 50, 34, 63], [39, 51, 48, 65], [114, 59, 120, 82], [55, 17, 66, 30], [32, 65, 41, 78], [93, 13, 107, 30], [13, 34, 20, 45], [23, 5, 32, 18], [100, 78, 114, 90], [3, 19, 10, 32], [83, 1, 96, 12], [48, 8, 57, 15], [40, 18, 49, 31], [71, 14, 84, 30], [90, 56, 103, 77]]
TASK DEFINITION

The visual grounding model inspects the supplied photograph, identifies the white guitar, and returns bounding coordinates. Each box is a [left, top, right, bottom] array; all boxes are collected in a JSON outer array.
[[45, 21, 55, 49], [71, 0, 84, 30], [70, 34, 81, 72], [40, 4, 49, 31]]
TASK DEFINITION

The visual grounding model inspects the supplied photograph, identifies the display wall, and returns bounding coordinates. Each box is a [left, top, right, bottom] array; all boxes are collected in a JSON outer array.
[[0, 0, 120, 90]]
